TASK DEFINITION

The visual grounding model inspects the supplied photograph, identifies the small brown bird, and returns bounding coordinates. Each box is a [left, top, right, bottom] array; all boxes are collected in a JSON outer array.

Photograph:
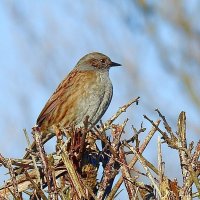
[[25, 52, 121, 157]]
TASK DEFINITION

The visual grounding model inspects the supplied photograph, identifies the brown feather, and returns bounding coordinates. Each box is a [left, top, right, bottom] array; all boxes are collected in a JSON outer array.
[[36, 69, 97, 131], [37, 69, 79, 126]]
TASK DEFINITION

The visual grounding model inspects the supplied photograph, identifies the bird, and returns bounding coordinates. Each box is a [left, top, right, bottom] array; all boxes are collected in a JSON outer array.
[[25, 52, 121, 158]]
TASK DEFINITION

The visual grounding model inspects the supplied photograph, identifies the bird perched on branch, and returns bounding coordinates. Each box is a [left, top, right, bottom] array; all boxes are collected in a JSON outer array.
[[25, 52, 121, 158]]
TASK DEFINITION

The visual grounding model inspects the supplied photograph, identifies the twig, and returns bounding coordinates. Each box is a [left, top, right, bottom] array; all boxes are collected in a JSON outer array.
[[77, 116, 89, 160], [187, 141, 200, 198], [125, 141, 161, 198], [119, 146, 136, 199], [33, 130, 55, 199], [60, 147, 87, 199], [157, 136, 163, 185], [126, 124, 146, 144], [107, 119, 160, 199], [177, 112, 192, 198], [103, 97, 140, 130], [97, 120, 127, 199], [24, 170, 48, 200], [155, 109, 175, 139], [0, 154, 22, 199], [93, 126, 116, 157], [177, 112, 188, 179], [7, 159, 22, 199], [144, 114, 188, 154], [23, 129, 40, 184], [97, 156, 117, 200]]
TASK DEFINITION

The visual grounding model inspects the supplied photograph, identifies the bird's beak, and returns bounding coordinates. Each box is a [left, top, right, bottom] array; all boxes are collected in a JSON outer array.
[[110, 61, 121, 67]]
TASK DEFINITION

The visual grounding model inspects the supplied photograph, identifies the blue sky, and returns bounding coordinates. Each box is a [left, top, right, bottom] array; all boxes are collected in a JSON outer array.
[[0, 1, 199, 197]]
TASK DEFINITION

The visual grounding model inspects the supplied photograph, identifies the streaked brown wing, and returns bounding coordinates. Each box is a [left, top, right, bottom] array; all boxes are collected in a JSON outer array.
[[37, 69, 79, 126]]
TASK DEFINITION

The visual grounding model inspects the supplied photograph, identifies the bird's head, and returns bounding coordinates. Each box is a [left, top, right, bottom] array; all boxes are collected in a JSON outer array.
[[76, 52, 121, 71]]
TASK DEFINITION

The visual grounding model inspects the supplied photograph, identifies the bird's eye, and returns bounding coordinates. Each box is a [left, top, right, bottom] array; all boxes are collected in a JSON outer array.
[[100, 59, 106, 63]]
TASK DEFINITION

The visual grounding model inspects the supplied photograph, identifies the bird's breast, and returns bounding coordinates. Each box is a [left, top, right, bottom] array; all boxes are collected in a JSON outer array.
[[73, 70, 113, 127]]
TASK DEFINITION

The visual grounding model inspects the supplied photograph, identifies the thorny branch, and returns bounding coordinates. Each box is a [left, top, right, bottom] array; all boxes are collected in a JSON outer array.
[[0, 98, 199, 199]]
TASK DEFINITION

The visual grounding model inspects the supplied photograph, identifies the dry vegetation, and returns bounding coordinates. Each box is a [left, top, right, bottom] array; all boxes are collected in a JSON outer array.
[[0, 97, 199, 200]]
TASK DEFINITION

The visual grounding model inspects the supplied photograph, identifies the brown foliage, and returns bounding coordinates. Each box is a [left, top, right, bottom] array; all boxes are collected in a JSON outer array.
[[0, 97, 199, 199]]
